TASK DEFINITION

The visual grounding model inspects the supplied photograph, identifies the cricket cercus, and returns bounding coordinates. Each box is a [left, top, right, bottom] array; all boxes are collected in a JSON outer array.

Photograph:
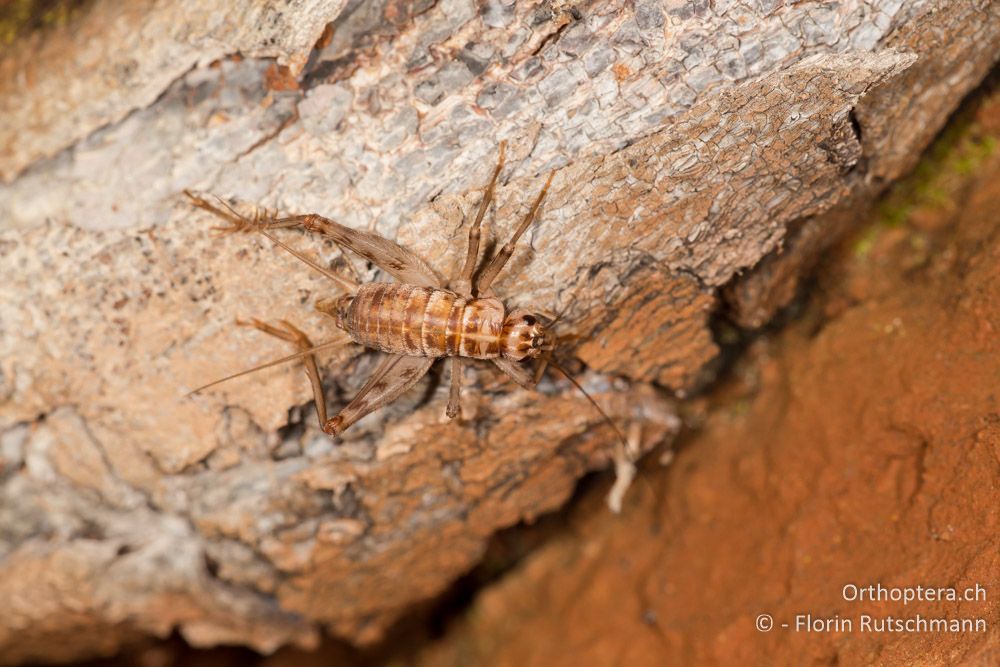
[[187, 143, 626, 444]]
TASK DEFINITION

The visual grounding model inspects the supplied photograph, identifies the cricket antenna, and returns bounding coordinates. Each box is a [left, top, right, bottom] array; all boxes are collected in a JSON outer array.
[[185, 338, 346, 395], [547, 358, 630, 452]]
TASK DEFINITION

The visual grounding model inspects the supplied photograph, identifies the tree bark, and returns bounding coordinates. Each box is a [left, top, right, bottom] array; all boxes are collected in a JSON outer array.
[[1, 0, 998, 662]]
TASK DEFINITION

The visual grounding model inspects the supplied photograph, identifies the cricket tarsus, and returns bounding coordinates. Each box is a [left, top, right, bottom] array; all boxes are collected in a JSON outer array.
[[188, 145, 629, 449]]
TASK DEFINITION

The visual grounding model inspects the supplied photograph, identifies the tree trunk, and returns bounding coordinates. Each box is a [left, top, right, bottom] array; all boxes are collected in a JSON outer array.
[[1, 0, 998, 662]]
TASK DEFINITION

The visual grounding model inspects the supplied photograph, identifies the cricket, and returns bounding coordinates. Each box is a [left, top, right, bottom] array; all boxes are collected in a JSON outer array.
[[187, 143, 626, 445]]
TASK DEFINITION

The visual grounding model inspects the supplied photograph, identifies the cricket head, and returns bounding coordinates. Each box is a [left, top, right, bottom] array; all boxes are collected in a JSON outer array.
[[501, 310, 547, 361]]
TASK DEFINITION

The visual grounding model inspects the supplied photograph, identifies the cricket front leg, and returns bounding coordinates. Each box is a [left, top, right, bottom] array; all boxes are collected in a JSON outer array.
[[492, 356, 536, 390], [324, 354, 435, 436]]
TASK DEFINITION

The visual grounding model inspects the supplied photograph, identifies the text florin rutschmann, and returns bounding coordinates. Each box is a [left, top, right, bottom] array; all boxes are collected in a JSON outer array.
[[769, 583, 990, 634], [794, 613, 987, 633]]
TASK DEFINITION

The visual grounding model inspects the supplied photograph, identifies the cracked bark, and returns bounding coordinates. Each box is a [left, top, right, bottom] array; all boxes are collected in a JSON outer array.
[[1, 0, 998, 662]]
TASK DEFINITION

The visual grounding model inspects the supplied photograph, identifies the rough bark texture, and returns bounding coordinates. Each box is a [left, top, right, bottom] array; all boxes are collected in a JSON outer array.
[[1, 0, 998, 663], [0, 0, 348, 181]]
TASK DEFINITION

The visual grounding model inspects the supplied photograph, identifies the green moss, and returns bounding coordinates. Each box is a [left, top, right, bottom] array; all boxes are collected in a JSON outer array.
[[955, 135, 998, 175], [0, 0, 31, 44], [731, 398, 751, 417], [896, 113, 995, 212], [852, 226, 880, 258], [0, 0, 89, 45], [855, 95, 998, 258]]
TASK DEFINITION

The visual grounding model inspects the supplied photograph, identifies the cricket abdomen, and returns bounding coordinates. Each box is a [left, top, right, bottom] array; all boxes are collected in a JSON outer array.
[[342, 283, 505, 359]]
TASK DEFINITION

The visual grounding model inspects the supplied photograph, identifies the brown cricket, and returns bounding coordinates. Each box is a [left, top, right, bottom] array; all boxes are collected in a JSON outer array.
[[188, 144, 625, 442]]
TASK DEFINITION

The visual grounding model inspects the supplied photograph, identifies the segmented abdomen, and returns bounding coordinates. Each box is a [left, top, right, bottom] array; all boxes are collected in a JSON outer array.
[[344, 283, 505, 359]]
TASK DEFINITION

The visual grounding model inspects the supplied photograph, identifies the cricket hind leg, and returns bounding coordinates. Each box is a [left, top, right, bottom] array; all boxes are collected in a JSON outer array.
[[239, 318, 330, 428], [258, 213, 441, 288], [186, 191, 359, 292], [188, 190, 439, 287], [324, 354, 435, 436]]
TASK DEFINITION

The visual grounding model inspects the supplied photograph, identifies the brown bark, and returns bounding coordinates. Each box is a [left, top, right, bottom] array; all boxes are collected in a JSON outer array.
[[1, 0, 998, 662]]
